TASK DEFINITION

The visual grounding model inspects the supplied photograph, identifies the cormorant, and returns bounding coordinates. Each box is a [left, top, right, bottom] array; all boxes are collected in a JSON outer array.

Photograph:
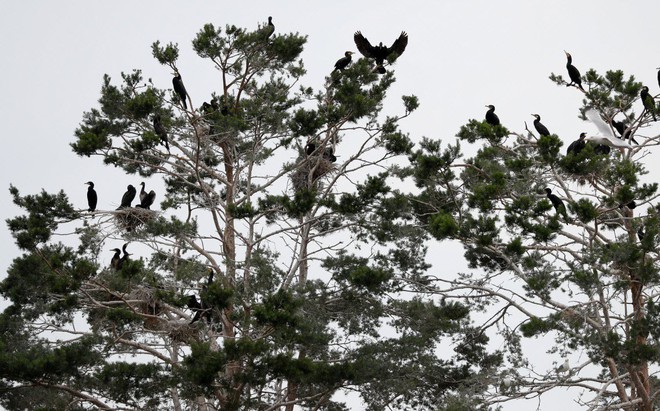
[[354, 31, 408, 74], [172, 74, 188, 110], [85, 181, 97, 212], [566, 132, 587, 155], [532, 114, 550, 136], [485, 105, 500, 126], [593, 143, 610, 155], [117, 184, 136, 209], [545, 188, 569, 220], [117, 243, 130, 270], [322, 147, 337, 162], [152, 114, 169, 152], [640, 86, 657, 121], [333, 51, 354, 72], [610, 118, 638, 144], [305, 142, 316, 155], [110, 248, 121, 270], [262, 16, 275, 39], [657, 67, 660, 89], [137, 182, 156, 210], [564, 51, 585, 91], [189, 269, 215, 324]]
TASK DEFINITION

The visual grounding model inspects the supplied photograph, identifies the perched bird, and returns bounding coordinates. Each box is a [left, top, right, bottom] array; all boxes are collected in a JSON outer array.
[[117, 184, 137, 209], [640, 86, 657, 121], [354, 31, 408, 73], [152, 114, 169, 152], [333, 51, 354, 72], [172, 74, 188, 110], [85, 181, 97, 212], [137, 182, 156, 210], [593, 144, 611, 155], [189, 269, 215, 324], [485, 105, 500, 126], [557, 358, 570, 374], [262, 16, 275, 39], [564, 51, 585, 91], [531, 114, 550, 136], [110, 248, 121, 270], [584, 109, 632, 150], [117, 243, 130, 270], [322, 147, 337, 162], [305, 142, 316, 155], [566, 133, 587, 155], [657, 67, 660, 90], [610, 117, 637, 144], [545, 188, 569, 220]]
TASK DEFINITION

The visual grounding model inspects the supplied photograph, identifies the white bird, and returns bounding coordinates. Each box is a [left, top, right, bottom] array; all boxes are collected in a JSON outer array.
[[502, 376, 514, 387], [584, 108, 633, 149], [558, 358, 570, 373]]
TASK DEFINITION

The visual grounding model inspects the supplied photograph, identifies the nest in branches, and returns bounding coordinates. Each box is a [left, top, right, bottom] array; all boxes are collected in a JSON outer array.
[[113, 207, 158, 233], [166, 320, 201, 344], [127, 286, 161, 317], [290, 155, 335, 191]]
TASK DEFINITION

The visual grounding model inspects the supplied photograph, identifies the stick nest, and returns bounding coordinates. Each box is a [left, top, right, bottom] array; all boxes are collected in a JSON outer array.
[[113, 207, 158, 232], [290, 155, 335, 191]]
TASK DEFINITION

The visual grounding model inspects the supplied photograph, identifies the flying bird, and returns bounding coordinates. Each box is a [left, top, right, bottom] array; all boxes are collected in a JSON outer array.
[[172, 74, 188, 110], [545, 188, 569, 221], [531, 114, 550, 136], [137, 182, 156, 210], [485, 105, 500, 126], [564, 51, 585, 91], [584, 108, 632, 150], [566, 133, 587, 156], [333, 51, 354, 72], [152, 114, 169, 152], [353, 31, 408, 73], [85, 181, 97, 212], [640, 86, 657, 121], [117, 184, 137, 209]]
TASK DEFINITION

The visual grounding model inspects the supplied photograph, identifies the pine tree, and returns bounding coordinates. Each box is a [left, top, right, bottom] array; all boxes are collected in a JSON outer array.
[[408, 66, 660, 410], [1, 21, 502, 410]]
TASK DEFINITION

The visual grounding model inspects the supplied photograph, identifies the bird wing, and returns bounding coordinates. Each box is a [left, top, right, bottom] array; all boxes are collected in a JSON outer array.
[[388, 31, 408, 57], [585, 108, 614, 137], [354, 31, 375, 58]]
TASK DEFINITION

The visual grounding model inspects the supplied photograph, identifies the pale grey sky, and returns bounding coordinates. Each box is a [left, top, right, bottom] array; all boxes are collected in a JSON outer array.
[[2, 1, 659, 409]]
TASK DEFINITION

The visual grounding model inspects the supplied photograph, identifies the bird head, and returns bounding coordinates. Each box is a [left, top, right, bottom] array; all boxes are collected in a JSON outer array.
[[85, 181, 94, 187], [564, 50, 571, 58], [111, 248, 121, 253], [141, 182, 145, 188], [544, 188, 552, 195], [486, 105, 495, 110], [579, 132, 586, 139], [642, 86, 649, 93], [128, 184, 135, 190], [531, 114, 540, 120], [268, 16, 272, 23], [345, 51, 354, 56]]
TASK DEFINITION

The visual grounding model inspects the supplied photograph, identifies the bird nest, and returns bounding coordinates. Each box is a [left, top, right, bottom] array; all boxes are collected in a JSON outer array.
[[127, 286, 161, 317], [290, 156, 335, 192], [165, 320, 201, 343], [113, 207, 158, 233]]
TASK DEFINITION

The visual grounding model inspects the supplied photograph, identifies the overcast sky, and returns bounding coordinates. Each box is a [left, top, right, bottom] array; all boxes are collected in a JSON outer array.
[[2, 1, 660, 409]]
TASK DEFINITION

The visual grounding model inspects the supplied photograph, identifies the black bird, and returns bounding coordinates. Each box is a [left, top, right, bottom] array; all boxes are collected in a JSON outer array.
[[117, 243, 130, 270], [322, 147, 337, 162], [189, 269, 215, 324], [564, 51, 584, 91], [172, 74, 188, 110], [610, 118, 638, 144], [110, 248, 121, 270], [354, 31, 408, 74], [305, 142, 316, 155], [137, 182, 156, 210], [333, 51, 354, 72], [545, 188, 569, 220], [593, 143, 611, 155], [640, 86, 657, 121], [262, 16, 275, 39], [85, 181, 97, 212], [117, 184, 136, 209], [531, 114, 550, 136], [152, 114, 169, 152], [657, 67, 660, 90], [566, 132, 586, 155], [485, 105, 500, 126]]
